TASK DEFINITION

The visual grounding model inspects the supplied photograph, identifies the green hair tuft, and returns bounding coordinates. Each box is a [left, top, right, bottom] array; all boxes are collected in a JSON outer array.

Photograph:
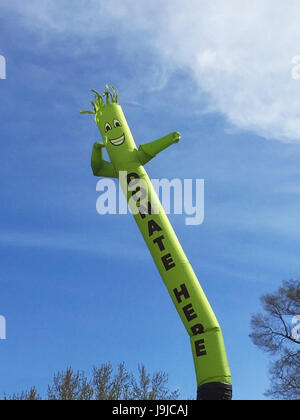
[[80, 85, 119, 115]]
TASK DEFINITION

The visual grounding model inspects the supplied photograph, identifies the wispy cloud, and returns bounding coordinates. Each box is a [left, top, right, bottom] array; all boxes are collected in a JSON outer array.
[[2, 0, 300, 142], [0, 230, 147, 261]]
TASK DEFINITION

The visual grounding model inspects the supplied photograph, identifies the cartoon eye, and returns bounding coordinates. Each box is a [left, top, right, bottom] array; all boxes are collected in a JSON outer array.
[[105, 123, 112, 132], [114, 119, 122, 128]]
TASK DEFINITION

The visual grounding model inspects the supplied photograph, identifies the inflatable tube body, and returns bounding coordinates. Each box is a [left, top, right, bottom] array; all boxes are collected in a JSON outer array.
[[84, 93, 232, 400]]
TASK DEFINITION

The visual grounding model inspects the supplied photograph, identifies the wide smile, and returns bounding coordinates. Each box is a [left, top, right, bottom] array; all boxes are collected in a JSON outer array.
[[109, 133, 125, 146]]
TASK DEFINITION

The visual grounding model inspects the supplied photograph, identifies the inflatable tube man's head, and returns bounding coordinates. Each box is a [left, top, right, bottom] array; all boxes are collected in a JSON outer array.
[[80, 85, 137, 163]]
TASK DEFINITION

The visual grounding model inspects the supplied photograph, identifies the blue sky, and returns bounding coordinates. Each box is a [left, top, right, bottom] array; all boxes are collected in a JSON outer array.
[[1, 0, 300, 400]]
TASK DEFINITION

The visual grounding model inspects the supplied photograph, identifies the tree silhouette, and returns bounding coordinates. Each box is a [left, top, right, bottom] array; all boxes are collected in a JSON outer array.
[[3, 363, 179, 401], [250, 279, 300, 399]]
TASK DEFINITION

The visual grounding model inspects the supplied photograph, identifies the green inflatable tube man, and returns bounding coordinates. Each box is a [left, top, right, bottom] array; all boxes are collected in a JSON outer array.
[[81, 85, 232, 400]]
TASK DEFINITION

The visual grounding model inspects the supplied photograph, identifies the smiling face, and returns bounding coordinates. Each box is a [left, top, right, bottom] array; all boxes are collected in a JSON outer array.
[[95, 103, 137, 165], [104, 119, 125, 146]]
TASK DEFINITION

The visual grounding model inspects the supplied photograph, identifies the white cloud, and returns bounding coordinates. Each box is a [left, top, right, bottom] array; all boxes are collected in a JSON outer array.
[[3, 0, 300, 141]]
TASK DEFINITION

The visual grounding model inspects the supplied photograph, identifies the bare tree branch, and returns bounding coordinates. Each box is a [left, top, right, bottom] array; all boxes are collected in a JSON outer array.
[[250, 279, 300, 399]]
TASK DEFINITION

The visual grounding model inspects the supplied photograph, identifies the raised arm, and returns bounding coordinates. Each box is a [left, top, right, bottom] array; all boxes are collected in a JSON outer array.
[[137, 132, 181, 165], [91, 142, 118, 178]]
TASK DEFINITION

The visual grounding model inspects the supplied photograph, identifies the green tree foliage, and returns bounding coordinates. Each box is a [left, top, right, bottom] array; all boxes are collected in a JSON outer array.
[[3, 363, 179, 401], [250, 279, 300, 399]]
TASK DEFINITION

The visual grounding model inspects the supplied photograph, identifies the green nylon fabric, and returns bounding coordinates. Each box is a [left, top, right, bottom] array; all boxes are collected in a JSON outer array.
[[89, 102, 232, 387]]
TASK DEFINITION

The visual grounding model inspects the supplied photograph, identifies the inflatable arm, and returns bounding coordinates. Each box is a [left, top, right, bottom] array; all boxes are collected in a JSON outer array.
[[91, 142, 118, 178], [138, 132, 181, 165]]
